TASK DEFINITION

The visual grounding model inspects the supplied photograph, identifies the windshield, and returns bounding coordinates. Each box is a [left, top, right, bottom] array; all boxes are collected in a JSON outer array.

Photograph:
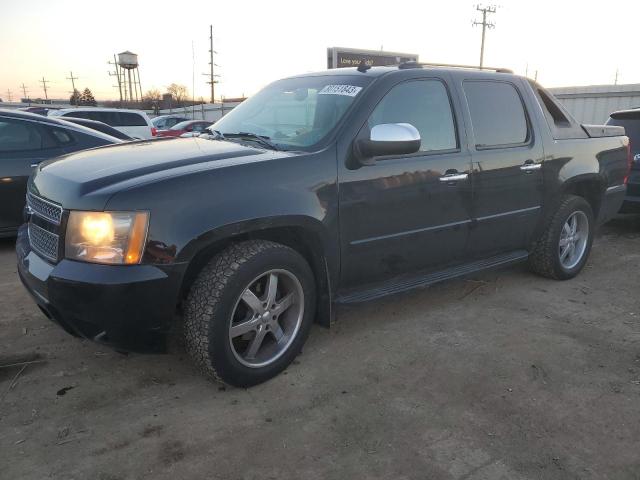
[[212, 75, 372, 150]]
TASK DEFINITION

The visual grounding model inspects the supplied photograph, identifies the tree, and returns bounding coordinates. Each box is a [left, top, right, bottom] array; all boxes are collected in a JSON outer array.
[[69, 89, 81, 106], [79, 88, 97, 106], [166, 83, 188, 105], [141, 88, 161, 111]]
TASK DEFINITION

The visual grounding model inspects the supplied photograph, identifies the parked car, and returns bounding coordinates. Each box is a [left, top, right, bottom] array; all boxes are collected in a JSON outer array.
[[156, 120, 211, 137], [19, 106, 54, 116], [606, 108, 639, 212], [60, 117, 133, 140], [49, 108, 156, 139], [151, 115, 189, 130], [17, 64, 629, 387], [0, 109, 120, 237]]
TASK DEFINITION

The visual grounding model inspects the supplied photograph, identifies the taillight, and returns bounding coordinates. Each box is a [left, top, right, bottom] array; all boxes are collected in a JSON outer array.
[[151, 127, 158, 137], [624, 140, 632, 184]]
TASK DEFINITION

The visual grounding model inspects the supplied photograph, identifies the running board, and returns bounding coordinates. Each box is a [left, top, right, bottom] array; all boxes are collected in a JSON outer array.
[[337, 250, 529, 304]]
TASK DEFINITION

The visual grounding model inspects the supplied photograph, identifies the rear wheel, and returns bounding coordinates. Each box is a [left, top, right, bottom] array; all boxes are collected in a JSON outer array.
[[528, 195, 594, 280], [183, 240, 316, 387]]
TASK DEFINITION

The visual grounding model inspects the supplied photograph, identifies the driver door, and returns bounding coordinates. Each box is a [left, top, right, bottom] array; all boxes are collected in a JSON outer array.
[[338, 78, 473, 288]]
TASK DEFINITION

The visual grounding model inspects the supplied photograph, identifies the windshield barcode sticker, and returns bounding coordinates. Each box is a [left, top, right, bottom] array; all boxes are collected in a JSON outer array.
[[318, 85, 363, 97]]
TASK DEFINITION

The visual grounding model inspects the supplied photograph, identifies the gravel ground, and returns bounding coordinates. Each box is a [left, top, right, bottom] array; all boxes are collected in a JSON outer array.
[[1, 216, 639, 480]]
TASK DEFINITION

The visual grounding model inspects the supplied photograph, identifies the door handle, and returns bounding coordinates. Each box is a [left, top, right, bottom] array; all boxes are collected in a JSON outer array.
[[439, 173, 469, 183], [520, 162, 541, 172]]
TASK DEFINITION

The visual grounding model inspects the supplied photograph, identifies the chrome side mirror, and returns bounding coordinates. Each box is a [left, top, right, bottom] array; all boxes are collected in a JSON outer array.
[[355, 123, 421, 165]]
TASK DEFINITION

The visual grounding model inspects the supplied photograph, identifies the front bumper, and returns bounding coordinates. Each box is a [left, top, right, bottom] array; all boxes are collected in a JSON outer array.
[[16, 225, 186, 353]]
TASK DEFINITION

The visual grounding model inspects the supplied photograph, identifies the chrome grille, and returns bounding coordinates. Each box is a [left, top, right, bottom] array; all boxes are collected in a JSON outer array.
[[27, 193, 63, 225], [28, 222, 59, 262]]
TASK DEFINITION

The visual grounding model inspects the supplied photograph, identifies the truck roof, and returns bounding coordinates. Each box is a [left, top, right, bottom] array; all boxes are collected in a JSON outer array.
[[288, 63, 517, 81]]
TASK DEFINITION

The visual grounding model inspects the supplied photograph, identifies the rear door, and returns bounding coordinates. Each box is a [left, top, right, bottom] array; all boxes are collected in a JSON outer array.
[[457, 78, 544, 257]]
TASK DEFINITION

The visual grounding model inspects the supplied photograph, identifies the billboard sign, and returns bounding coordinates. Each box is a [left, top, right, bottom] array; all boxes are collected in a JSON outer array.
[[327, 47, 419, 69]]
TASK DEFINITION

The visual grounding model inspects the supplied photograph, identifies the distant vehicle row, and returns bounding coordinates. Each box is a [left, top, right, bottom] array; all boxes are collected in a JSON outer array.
[[0, 109, 120, 237], [49, 108, 156, 139]]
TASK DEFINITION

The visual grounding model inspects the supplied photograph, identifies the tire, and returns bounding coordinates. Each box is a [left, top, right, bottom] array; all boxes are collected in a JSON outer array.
[[183, 240, 316, 387], [528, 195, 595, 280]]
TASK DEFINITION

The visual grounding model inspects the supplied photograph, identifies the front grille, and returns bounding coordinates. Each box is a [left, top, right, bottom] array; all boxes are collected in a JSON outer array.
[[28, 222, 59, 262], [27, 193, 63, 262], [27, 193, 63, 225]]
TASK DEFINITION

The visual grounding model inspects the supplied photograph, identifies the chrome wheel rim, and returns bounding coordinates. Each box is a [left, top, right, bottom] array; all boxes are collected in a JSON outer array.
[[558, 211, 589, 270], [228, 269, 304, 368]]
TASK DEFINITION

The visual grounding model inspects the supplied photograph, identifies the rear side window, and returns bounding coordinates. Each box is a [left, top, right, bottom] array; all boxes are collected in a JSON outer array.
[[63, 111, 146, 127], [463, 81, 529, 148], [49, 128, 74, 145], [368, 79, 458, 152], [63, 111, 91, 120], [0, 118, 44, 152], [117, 112, 147, 126]]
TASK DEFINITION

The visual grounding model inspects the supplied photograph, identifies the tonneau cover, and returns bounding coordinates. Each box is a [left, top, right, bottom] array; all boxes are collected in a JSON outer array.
[[582, 124, 625, 138]]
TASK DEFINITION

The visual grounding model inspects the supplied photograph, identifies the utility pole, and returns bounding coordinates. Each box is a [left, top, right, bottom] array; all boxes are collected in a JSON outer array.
[[614, 68, 619, 85], [66, 71, 79, 93], [39, 76, 50, 100], [21, 83, 29, 102], [6, 89, 12, 102], [108, 55, 123, 103], [473, 5, 496, 69], [203, 24, 220, 103]]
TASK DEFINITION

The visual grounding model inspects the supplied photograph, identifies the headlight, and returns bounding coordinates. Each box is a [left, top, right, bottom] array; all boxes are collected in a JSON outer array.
[[65, 211, 149, 265]]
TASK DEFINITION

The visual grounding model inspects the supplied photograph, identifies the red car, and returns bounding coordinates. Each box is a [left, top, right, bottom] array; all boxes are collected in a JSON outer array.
[[156, 120, 211, 137]]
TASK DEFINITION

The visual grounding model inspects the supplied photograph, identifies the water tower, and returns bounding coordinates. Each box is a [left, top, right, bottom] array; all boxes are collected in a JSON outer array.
[[116, 51, 142, 102]]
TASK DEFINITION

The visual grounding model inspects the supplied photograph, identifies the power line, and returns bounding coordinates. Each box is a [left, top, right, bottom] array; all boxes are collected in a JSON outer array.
[[66, 71, 79, 93], [473, 4, 496, 69], [39, 76, 50, 100]]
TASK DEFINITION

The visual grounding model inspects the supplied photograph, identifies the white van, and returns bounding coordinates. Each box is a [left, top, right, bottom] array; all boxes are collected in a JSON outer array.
[[49, 108, 156, 139]]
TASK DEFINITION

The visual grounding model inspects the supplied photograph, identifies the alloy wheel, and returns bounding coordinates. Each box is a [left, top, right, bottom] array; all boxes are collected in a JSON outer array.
[[228, 269, 304, 368]]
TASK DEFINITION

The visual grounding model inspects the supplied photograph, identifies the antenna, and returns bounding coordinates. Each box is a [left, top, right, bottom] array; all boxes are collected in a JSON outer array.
[[473, 5, 497, 69]]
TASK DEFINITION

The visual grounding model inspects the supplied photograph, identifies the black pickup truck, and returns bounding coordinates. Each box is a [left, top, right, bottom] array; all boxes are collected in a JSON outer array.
[[17, 64, 630, 386]]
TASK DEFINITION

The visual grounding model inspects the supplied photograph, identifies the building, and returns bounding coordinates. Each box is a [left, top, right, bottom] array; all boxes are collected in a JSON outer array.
[[549, 84, 640, 124]]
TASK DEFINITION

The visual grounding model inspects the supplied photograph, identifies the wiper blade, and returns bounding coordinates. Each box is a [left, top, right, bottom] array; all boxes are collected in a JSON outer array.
[[224, 132, 280, 151], [201, 128, 225, 139]]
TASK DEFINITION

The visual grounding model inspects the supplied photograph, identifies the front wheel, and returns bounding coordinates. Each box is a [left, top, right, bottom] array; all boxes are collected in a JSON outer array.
[[183, 240, 316, 387], [528, 195, 595, 280]]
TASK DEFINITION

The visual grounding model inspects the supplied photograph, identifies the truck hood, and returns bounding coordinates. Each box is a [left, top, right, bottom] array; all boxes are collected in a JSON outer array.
[[30, 137, 283, 210]]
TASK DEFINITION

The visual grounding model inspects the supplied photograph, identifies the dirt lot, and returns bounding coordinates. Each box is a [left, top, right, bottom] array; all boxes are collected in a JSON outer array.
[[1, 217, 639, 480]]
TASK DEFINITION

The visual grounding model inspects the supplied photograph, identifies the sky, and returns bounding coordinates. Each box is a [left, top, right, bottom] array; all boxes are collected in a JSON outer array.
[[1, 0, 639, 102]]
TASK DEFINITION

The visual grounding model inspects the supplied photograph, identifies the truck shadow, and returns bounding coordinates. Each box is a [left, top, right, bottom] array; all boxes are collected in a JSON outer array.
[[0, 236, 16, 253], [601, 214, 640, 237]]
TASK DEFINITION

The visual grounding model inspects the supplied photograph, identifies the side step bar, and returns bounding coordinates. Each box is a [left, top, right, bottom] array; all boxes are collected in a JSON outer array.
[[337, 250, 529, 304]]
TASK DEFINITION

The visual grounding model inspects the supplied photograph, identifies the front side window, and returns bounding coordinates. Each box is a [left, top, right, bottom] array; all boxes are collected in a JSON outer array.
[[367, 79, 458, 152], [463, 81, 529, 148], [213, 76, 372, 150], [0, 118, 43, 152]]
